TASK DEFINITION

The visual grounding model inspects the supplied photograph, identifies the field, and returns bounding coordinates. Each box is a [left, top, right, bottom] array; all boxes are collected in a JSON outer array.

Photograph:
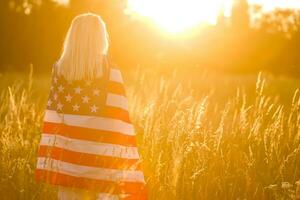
[[1, 66, 300, 200]]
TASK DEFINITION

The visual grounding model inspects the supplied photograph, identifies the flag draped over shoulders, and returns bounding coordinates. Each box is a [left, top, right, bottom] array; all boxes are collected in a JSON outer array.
[[35, 63, 147, 200]]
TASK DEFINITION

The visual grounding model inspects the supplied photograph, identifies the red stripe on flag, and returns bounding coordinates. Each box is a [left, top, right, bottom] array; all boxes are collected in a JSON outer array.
[[104, 106, 131, 123], [35, 169, 147, 197], [43, 122, 137, 147], [108, 82, 126, 96], [38, 146, 142, 170]]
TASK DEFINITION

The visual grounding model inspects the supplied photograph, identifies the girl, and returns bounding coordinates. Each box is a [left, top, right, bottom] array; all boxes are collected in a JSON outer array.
[[35, 13, 147, 200]]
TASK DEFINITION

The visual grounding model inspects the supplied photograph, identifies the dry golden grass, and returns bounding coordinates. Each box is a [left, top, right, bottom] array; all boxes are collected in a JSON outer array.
[[0, 66, 300, 200]]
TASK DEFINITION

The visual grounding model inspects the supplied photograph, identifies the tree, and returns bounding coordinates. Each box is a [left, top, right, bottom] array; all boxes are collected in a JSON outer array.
[[231, 0, 250, 30]]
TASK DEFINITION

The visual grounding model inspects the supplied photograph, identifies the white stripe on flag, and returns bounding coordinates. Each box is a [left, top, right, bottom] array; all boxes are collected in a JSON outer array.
[[106, 93, 128, 111], [37, 157, 145, 183], [40, 133, 140, 159], [109, 68, 123, 83], [44, 110, 134, 136]]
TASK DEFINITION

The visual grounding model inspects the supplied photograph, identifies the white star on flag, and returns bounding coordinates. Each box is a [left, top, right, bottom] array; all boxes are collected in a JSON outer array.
[[82, 96, 90, 103], [58, 85, 64, 93], [72, 104, 80, 111], [53, 77, 58, 84], [57, 102, 63, 110], [65, 94, 72, 102], [74, 87, 82, 94], [90, 105, 98, 113], [93, 89, 100, 96]]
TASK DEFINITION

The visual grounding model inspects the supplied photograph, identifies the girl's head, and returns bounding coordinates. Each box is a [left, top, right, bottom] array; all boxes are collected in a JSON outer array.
[[56, 13, 109, 81]]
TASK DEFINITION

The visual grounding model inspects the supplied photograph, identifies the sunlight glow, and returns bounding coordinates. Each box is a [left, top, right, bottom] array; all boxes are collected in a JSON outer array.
[[127, 0, 300, 34], [55, 0, 300, 34], [127, 0, 231, 34]]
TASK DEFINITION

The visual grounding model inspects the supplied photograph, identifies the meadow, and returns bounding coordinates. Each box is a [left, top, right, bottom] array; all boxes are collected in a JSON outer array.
[[0, 66, 300, 200]]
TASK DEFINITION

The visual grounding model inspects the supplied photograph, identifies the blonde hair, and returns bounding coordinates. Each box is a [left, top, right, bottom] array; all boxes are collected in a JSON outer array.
[[56, 13, 109, 81]]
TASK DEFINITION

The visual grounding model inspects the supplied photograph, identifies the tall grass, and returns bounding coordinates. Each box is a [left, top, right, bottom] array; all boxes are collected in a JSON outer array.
[[0, 67, 300, 199], [0, 68, 55, 200]]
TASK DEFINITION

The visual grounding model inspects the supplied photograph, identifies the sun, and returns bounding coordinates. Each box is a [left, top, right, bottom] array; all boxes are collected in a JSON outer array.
[[127, 0, 232, 34]]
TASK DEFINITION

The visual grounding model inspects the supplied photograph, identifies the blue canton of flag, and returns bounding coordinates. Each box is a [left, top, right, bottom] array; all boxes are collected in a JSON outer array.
[[47, 74, 107, 117]]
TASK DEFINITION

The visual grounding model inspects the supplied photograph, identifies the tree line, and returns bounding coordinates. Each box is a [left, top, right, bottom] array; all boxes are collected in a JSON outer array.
[[1, 0, 300, 76]]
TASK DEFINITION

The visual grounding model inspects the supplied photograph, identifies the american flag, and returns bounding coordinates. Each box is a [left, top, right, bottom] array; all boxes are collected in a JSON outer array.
[[35, 65, 147, 200]]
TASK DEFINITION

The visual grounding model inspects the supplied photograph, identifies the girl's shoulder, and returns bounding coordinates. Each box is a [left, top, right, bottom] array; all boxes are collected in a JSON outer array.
[[103, 57, 124, 82], [108, 66, 124, 84]]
